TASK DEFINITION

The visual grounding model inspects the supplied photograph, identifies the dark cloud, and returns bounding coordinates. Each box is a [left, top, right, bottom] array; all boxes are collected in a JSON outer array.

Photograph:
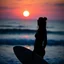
[[0, 13, 20, 20], [0, 6, 16, 10], [55, 3, 64, 6], [0, 6, 9, 9], [44, 3, 64, 7]]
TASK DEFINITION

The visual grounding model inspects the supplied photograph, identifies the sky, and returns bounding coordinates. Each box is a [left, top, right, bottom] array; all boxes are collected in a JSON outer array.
[[0, 0, 64, 20]]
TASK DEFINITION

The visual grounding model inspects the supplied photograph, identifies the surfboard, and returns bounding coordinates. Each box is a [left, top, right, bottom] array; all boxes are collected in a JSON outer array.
[[13, 46, 48, 64]]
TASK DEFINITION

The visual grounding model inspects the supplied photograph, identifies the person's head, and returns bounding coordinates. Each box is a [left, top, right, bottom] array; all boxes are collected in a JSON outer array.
[[37, 17, 47, 27]]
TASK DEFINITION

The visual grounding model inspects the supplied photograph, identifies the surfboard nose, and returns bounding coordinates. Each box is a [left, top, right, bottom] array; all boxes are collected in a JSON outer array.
[[13, 46, 22, 55], [13, 46, 18, 49], [13, 46, 18, 52]]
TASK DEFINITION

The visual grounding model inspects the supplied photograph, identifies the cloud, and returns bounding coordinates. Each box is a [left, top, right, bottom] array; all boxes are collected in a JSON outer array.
[[0, 6, 9, 9], [44, 3, 64, 6], [0, 12, 21, 20], [54, 3, 64, 6], [0, 6, 17, 10]]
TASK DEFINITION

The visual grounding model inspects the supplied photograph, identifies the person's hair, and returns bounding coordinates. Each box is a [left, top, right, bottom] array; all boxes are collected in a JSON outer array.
[[37, 17, 47, 27]]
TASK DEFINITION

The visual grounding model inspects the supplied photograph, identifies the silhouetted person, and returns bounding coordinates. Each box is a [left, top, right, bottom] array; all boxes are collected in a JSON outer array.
[[33, 17, 47, 58]]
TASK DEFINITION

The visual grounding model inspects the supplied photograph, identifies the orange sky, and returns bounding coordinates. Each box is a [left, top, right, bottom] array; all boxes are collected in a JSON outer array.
[[0, 0, 64, 20]]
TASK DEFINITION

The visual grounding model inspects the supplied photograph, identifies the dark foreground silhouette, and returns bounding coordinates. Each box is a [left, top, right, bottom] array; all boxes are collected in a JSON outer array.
[[13, 17, 48, 64], [13, 46, 48, 64], [33, 17, 47, 58]]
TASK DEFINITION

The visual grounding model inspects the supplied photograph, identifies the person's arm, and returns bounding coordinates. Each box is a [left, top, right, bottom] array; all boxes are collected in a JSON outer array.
[[43, 30, 47, 49]]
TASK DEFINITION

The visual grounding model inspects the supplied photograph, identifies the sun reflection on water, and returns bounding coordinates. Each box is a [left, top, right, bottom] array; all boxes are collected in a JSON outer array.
[[24, 46, 30, 49]]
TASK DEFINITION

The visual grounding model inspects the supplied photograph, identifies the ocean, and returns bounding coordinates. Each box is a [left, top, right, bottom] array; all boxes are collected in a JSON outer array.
[[0, 19, 64, 64]]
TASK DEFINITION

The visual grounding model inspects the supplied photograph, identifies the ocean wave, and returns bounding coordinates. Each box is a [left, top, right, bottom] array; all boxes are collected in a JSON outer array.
[[0, 39, 64, 46], [0, 29, 64, 35], [0, 25, 25, 28], [0, 29, 36, 34]]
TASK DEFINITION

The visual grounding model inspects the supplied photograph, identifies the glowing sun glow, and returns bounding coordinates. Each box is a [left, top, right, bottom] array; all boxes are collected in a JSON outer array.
[[23, 10, 30, 17]]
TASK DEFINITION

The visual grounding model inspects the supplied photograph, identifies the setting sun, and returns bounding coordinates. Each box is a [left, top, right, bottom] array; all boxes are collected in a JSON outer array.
[[23, 10, 30, 17]]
